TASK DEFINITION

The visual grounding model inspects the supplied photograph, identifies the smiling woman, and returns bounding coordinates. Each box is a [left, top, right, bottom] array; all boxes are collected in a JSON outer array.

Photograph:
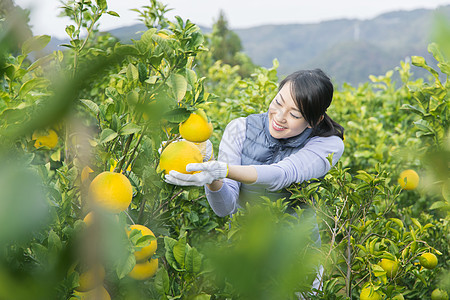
[[164, 68, 345, 296], [165, 69, 344, 203]]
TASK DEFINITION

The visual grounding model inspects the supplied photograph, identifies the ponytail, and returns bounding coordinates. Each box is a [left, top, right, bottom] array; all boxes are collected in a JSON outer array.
[[312, 113, 344, 140]]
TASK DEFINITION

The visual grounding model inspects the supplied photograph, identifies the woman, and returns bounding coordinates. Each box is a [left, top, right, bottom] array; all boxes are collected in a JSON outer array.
[[165, 69, 344, 297], [165, 69, 344, 218]]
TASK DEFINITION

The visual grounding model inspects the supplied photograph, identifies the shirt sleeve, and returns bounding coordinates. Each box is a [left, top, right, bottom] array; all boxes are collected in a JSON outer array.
[[252, 135, 345, 191], [205, 117, 246, 217]]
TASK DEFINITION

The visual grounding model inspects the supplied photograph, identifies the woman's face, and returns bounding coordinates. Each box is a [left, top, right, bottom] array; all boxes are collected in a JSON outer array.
[[268, 82, 311, 139]]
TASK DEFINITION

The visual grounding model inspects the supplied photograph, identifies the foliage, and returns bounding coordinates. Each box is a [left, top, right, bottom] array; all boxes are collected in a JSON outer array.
[[0, 1, 449, 299]]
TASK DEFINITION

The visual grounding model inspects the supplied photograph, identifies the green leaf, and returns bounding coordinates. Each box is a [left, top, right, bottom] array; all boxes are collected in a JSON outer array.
[[114, 44, 140, 56], [168, 73, 187, 102], [164, 236, 182, 270], [389, 218, 404, 229], [99, 128, 118, 144], [372, 264, 386, 277], [138, 62, 147, 83], [163, 107, 190, 123], [80, 99, 100, 115], [48, 229, 62, 253], [126, 64, 139, 82], [18, 77, 49, 98], [173, 236, 186, 267], [185, 247, 202, 274], [410, 218, 422, 231], [107, 10, 120, 17], [116, 253, 136, 279], [105, 87, 120, 101], [430, 201, 449, 210], [95, 0, 107, 10], [119, 123, 141, 136], [22, 35, 51, 55], [27, 53, 55, 71], [154, 268, 170, 295]]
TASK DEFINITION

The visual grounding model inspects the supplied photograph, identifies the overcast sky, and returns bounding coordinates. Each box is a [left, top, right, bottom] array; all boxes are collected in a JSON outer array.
[[14, 0, 450, 39]]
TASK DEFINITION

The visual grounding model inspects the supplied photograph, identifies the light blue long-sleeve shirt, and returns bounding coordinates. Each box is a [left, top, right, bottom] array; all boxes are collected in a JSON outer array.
[[205, 117, 344, 217]]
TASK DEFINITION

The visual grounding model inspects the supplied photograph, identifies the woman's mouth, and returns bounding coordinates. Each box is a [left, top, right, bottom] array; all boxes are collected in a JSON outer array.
[[272, 120, 286, 131]]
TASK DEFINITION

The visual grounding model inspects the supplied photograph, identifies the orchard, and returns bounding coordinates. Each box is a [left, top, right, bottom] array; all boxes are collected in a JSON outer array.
[[0, 1, 449, 299]]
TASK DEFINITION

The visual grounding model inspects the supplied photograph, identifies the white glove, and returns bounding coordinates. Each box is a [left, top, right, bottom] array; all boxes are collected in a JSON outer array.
[[164, 161, 228, 186]]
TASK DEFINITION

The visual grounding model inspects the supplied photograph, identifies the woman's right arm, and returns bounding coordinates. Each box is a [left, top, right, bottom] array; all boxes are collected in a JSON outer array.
[[204, 117, 246, 217]]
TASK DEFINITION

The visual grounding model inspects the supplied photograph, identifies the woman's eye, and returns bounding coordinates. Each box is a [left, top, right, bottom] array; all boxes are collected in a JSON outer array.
[[291, 113, 301, 119], [275, 99, 281, 105]]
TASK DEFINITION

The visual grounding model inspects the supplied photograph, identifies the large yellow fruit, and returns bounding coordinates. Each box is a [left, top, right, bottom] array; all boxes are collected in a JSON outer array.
[[398, 169, 419, 190], [360, 286, 382, 300], [76, 264, 105, 292], [419, 252, 438, 269], [126, 224, 157, 263], [32, 129, 58, 149], [179, 110, 213, 142], [71, 285, 110, 300], [159, 140, 202, 175], [431, 288, 449, 300], [379, 258, 399, 278], [128, 258, 158, 280], [88, 172, 133, 213]]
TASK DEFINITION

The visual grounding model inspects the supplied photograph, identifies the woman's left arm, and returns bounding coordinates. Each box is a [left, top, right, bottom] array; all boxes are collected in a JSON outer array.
[[248, 135, 344, 191]]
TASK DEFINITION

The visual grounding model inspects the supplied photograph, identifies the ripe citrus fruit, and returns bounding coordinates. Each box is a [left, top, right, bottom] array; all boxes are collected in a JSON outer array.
[[179, 110, 213, 142], [126, 224, 157, 263], [419, 252, 438, 269], [159, 140, 202, 175], [32, 129, 58, 149], [82, 211, 119, 227], [379, 258, 399, 278], [88, 172, 133, 213], [398, 169, 419, 190], [128, 258, 159, 280], [360, 286, 382, 300], [431, 288, 449, 300], [71, 285, 110, 300], [76, 264, 105, 292]]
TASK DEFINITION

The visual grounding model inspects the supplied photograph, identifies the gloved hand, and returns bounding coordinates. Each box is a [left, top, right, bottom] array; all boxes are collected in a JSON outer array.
[[164, 161, 228, 186]]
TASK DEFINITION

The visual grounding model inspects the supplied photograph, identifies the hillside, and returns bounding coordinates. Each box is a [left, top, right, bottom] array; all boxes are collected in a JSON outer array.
[[47, 5, 450, 85], [234, 5, 450, 84]]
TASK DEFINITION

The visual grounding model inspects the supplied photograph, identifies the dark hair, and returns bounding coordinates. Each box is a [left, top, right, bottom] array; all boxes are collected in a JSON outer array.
[[279, 69, 344, 140]]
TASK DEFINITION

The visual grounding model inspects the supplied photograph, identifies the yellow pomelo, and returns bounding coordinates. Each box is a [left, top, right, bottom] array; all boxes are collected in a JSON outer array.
[[71, 285, 110, 300], [431, 288, 449, 300], [398, 169, 419, 190], [88, 172, 133, 213], [179, 111, 213, 142], [128, 258, 159, 280], [126, 224, 157, 263], [379, 258, 399, 278], [76, 264, 105, 292], [159, 140, 202, 175], [32, 129, 58, 149], [419, 252, 438, 269], [82, 211, 119, 227], [360, 286, 382, 300]]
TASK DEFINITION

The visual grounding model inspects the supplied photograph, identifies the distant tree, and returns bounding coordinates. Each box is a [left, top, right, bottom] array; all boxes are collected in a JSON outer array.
[[207, 10, 255, 77]]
